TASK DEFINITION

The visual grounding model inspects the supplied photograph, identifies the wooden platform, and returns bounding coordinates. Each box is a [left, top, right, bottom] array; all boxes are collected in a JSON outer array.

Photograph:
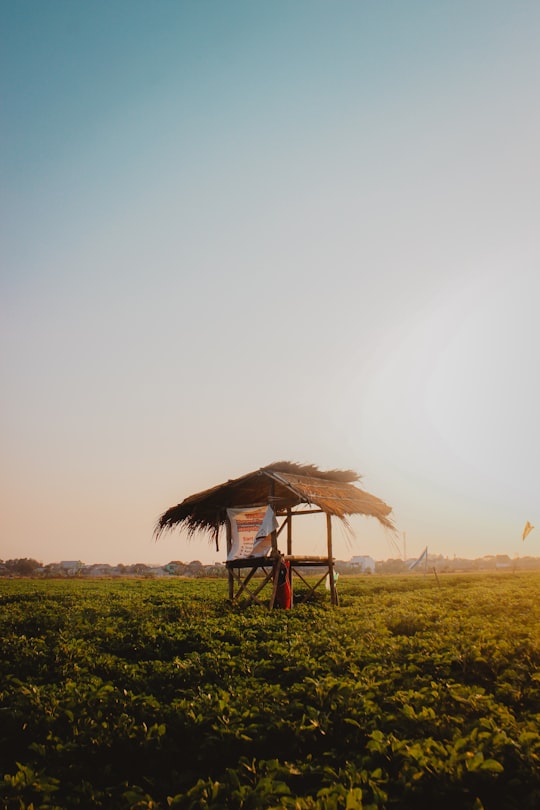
[[226, 554, 338, 608]]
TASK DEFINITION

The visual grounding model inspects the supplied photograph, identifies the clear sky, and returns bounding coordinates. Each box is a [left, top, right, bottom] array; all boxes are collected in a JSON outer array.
[[2, 1, 539, 566]]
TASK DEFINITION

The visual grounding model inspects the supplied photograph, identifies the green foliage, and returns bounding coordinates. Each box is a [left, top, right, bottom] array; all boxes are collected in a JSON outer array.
[[2, 558, 42, 576], [1, 574, 540, 808]]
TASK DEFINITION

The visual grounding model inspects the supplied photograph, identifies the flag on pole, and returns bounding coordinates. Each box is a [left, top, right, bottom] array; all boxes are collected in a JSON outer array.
[[408, 546, 428, 570], [522, 521, 535, 541]]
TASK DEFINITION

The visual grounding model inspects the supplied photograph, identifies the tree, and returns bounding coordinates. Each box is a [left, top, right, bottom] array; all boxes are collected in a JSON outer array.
[[5, 558, 41, 575]]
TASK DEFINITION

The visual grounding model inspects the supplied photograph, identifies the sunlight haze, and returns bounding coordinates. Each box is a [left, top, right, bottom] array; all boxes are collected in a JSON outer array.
[[2, 1, 539, 567]]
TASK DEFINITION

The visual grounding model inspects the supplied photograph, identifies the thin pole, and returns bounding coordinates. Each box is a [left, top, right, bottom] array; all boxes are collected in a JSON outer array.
[[287, 508, 293, 606], [270, 481, 278, 557], [287, 508, 292, 555], [226, 517, 234, 601], [326, 513, 337, 606], [269, 557, 280, 609]]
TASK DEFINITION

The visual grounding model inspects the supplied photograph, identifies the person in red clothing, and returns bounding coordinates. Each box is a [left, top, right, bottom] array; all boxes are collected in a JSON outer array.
[[275, 559, 291, 609]]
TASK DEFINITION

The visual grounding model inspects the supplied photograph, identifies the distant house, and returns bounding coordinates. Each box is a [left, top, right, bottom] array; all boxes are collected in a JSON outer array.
[[84, 563, 113, 577], [349, 555, 376, 573], [57, 561, 84, 575]]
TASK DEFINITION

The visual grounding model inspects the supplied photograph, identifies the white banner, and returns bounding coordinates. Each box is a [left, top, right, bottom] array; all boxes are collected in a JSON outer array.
[[408, 546, 428, 570], [226, 506, 277, 561]]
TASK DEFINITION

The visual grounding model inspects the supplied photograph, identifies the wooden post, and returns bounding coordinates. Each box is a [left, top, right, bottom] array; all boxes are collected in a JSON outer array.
[[326, 513, 338, 606], [269, 556, 281, 609], [270, 481, 278, 557], [287, 508, 293, 606], [226, 516, 234, 601], [287, 508, 292, 555]]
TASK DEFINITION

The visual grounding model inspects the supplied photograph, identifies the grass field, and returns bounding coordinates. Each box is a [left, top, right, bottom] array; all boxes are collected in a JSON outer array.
[[1, 573, 539, 809]]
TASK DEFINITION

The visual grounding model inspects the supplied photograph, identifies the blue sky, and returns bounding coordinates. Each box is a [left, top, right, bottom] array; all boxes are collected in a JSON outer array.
[[2, 1, 539, 565]]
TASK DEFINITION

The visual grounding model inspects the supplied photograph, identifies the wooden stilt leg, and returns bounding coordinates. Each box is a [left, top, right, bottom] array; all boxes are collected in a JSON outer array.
[[269, 556, 281, 609], [327, 513, 338, 606]]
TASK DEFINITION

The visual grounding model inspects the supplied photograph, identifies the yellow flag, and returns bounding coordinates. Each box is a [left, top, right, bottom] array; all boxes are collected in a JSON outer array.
[[522, 521, 535, 541]]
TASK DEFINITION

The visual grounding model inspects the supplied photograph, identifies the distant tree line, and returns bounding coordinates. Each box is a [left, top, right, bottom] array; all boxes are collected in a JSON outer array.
[[0, 558, 42, 575], [2, 555, 540, 579]]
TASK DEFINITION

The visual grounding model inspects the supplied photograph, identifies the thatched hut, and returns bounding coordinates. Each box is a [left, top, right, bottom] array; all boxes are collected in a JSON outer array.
[[155, 461, 394, 607]]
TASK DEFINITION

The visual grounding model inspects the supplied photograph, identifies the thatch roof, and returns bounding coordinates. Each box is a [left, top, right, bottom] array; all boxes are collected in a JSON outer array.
[[155, 461, 394, 545]]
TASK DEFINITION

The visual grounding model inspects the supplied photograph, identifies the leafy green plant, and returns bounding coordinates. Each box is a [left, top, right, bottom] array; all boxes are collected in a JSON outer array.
[[1, 574, 539, 808]]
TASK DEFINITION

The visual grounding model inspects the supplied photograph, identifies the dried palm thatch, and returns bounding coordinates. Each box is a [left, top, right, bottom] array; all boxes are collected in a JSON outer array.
[[155, 461, 394, 548]]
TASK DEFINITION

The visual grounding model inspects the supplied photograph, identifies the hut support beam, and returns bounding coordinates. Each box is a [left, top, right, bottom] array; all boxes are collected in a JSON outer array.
[[269, 557, 281, 609], [270, 481, 278, 556], [226, 518, 234, 602], [327, 513, 338, 606], [226, 556, 337, 607], [290, 568, 328, 603], [287, 508, 293, 605], [236, 566, 274, 606]]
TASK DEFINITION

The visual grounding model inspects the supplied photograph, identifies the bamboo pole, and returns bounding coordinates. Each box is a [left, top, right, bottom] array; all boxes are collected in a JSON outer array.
[[269, 557, 281, 609], [326, 513, 338, 605], [287, 508, 292, 555], [287, 508, 293, 606], [226, 517, 234, 601], [270, 481, 278, 557]]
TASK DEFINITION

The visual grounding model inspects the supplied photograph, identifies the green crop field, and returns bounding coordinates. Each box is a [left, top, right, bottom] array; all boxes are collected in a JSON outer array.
[[1, 573, 539, 809]]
